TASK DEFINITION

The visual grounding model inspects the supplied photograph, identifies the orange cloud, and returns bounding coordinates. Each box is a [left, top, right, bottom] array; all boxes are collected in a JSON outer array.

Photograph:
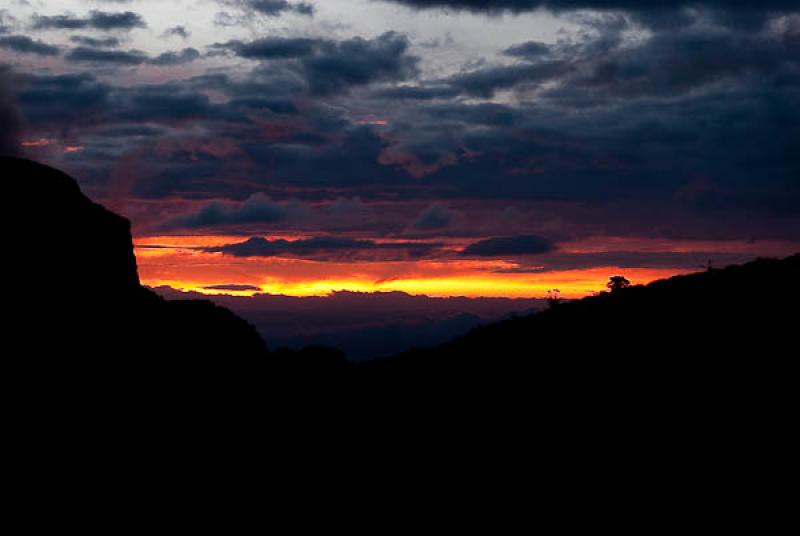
[[134, 235, 686, 298]]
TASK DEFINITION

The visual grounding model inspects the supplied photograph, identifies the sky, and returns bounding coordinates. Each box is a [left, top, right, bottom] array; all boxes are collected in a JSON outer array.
[[1, 0, 798, 298]]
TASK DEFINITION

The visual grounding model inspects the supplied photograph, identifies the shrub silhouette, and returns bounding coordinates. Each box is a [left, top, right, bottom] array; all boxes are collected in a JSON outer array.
[[607, 275, 632, 293]]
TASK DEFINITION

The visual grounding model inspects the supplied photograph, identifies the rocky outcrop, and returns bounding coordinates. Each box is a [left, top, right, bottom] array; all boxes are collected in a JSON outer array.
[[3, 157, 266, 357], [7, 157, 140, 298]]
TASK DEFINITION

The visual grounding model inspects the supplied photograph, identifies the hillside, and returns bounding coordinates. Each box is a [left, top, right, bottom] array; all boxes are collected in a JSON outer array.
[[361, 254, 799, 405], [372, 254, 798, 363], [4, 157, 266, 360]]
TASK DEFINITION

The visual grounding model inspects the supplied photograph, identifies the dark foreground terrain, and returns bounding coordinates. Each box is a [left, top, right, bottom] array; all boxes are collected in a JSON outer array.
[[4, 157, 798, 513]]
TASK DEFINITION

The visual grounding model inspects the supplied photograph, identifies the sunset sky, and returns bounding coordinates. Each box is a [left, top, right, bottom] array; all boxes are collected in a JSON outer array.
[[2, 0, 798, 298]]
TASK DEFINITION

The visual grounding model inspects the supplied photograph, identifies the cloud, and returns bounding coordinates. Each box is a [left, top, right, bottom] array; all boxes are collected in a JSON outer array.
[[425, 102, 519, 126], [0, 10, 11, 34], [462, 236, 555, 256], [69, 36, 121, 48], [162, 26, 190, 39], [371, 85, 459, 100], [381, 1, 799, 13], [222, 32, 419, 95], [17, 73, 110, 126], [235, 0, 315, 17], [383, 1, 800, 32], [162, 194, 292, 229], [203, 284, 263, 292], [32, 10, 146, 31], [222, 37, 319, 59], [0, 67, 21, 156], [504, 40, 551, 58], [0, 35, 60, 56], [65, 46, 200, 66], [148, 48, 201, 66], [66, 46, 147, 65], [302, 33, 419, 95], [410, 204, 455, 230], [9, 3, 799, 247], [446, 60, 569, 98], [204, 236, 441, 259]]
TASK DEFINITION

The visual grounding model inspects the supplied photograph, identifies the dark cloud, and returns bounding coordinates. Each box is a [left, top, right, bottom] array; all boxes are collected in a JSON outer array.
[[381, 1, 799, 13], [425, 12, 798, 102], [32, 11, 146, 31], [372, 85, 459, 100], [162, 26, 190, 39], [302, 32, 419, 95], [87, 10, 146, 30], [562, 25, 799, 99], [0, 35, 60, 56], [11, 3, 798, 247], [66, 46, 147, 65], [425, 102, 519, 126], [236, 0, 315, 16], [223, 33, 419, 95], [69, 36, 122, 48], [410, 204, 455, 230], [462, 236, 555, 256], [222, 37, 319, 59], [149, 48, 201, 66], [203, 284, 263, 292], [121, 92, 211, 120], [205, 236, 441, 259], [0, 67, 21, 156], [446, 60, 568, 98], [17, 73, 109, 126], [383, 1, 800, 32], [65, 46, 200, 66], [504, 40, 551, 58], [162, 194, 292, 230]]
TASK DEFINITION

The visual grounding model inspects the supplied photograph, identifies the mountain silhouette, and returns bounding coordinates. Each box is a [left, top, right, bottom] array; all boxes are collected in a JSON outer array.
[[5, 156, 266, 359], [371, 253, 799, 378]]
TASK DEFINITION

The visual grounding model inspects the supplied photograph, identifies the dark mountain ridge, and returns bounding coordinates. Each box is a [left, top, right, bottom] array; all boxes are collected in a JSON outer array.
[[4, 156, 266, 358], [362, 253, 799, 399]]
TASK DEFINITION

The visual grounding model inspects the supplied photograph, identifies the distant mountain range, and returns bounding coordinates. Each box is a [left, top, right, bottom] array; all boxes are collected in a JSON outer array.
[[153, 287, 544, 359]]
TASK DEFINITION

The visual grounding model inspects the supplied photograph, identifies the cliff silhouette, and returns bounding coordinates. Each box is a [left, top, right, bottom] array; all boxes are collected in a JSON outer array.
[[5, 157, 266, 358]]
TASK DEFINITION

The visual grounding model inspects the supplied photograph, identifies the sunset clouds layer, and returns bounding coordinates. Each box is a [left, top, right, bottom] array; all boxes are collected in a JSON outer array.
[[2, 0, 798, 297]]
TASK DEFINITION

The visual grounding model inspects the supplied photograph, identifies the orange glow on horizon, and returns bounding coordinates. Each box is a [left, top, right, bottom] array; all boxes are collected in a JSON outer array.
[[134, 235, 689, 298], [140, 268, 686, 298]]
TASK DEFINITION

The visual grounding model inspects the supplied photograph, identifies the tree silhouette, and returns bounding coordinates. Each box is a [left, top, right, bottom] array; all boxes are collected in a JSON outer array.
[[546, 289, 562, 309], [607, 275, 631, 293]]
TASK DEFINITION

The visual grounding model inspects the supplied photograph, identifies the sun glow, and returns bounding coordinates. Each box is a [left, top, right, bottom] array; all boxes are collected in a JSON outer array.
[[135, 236, 686, 298]]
